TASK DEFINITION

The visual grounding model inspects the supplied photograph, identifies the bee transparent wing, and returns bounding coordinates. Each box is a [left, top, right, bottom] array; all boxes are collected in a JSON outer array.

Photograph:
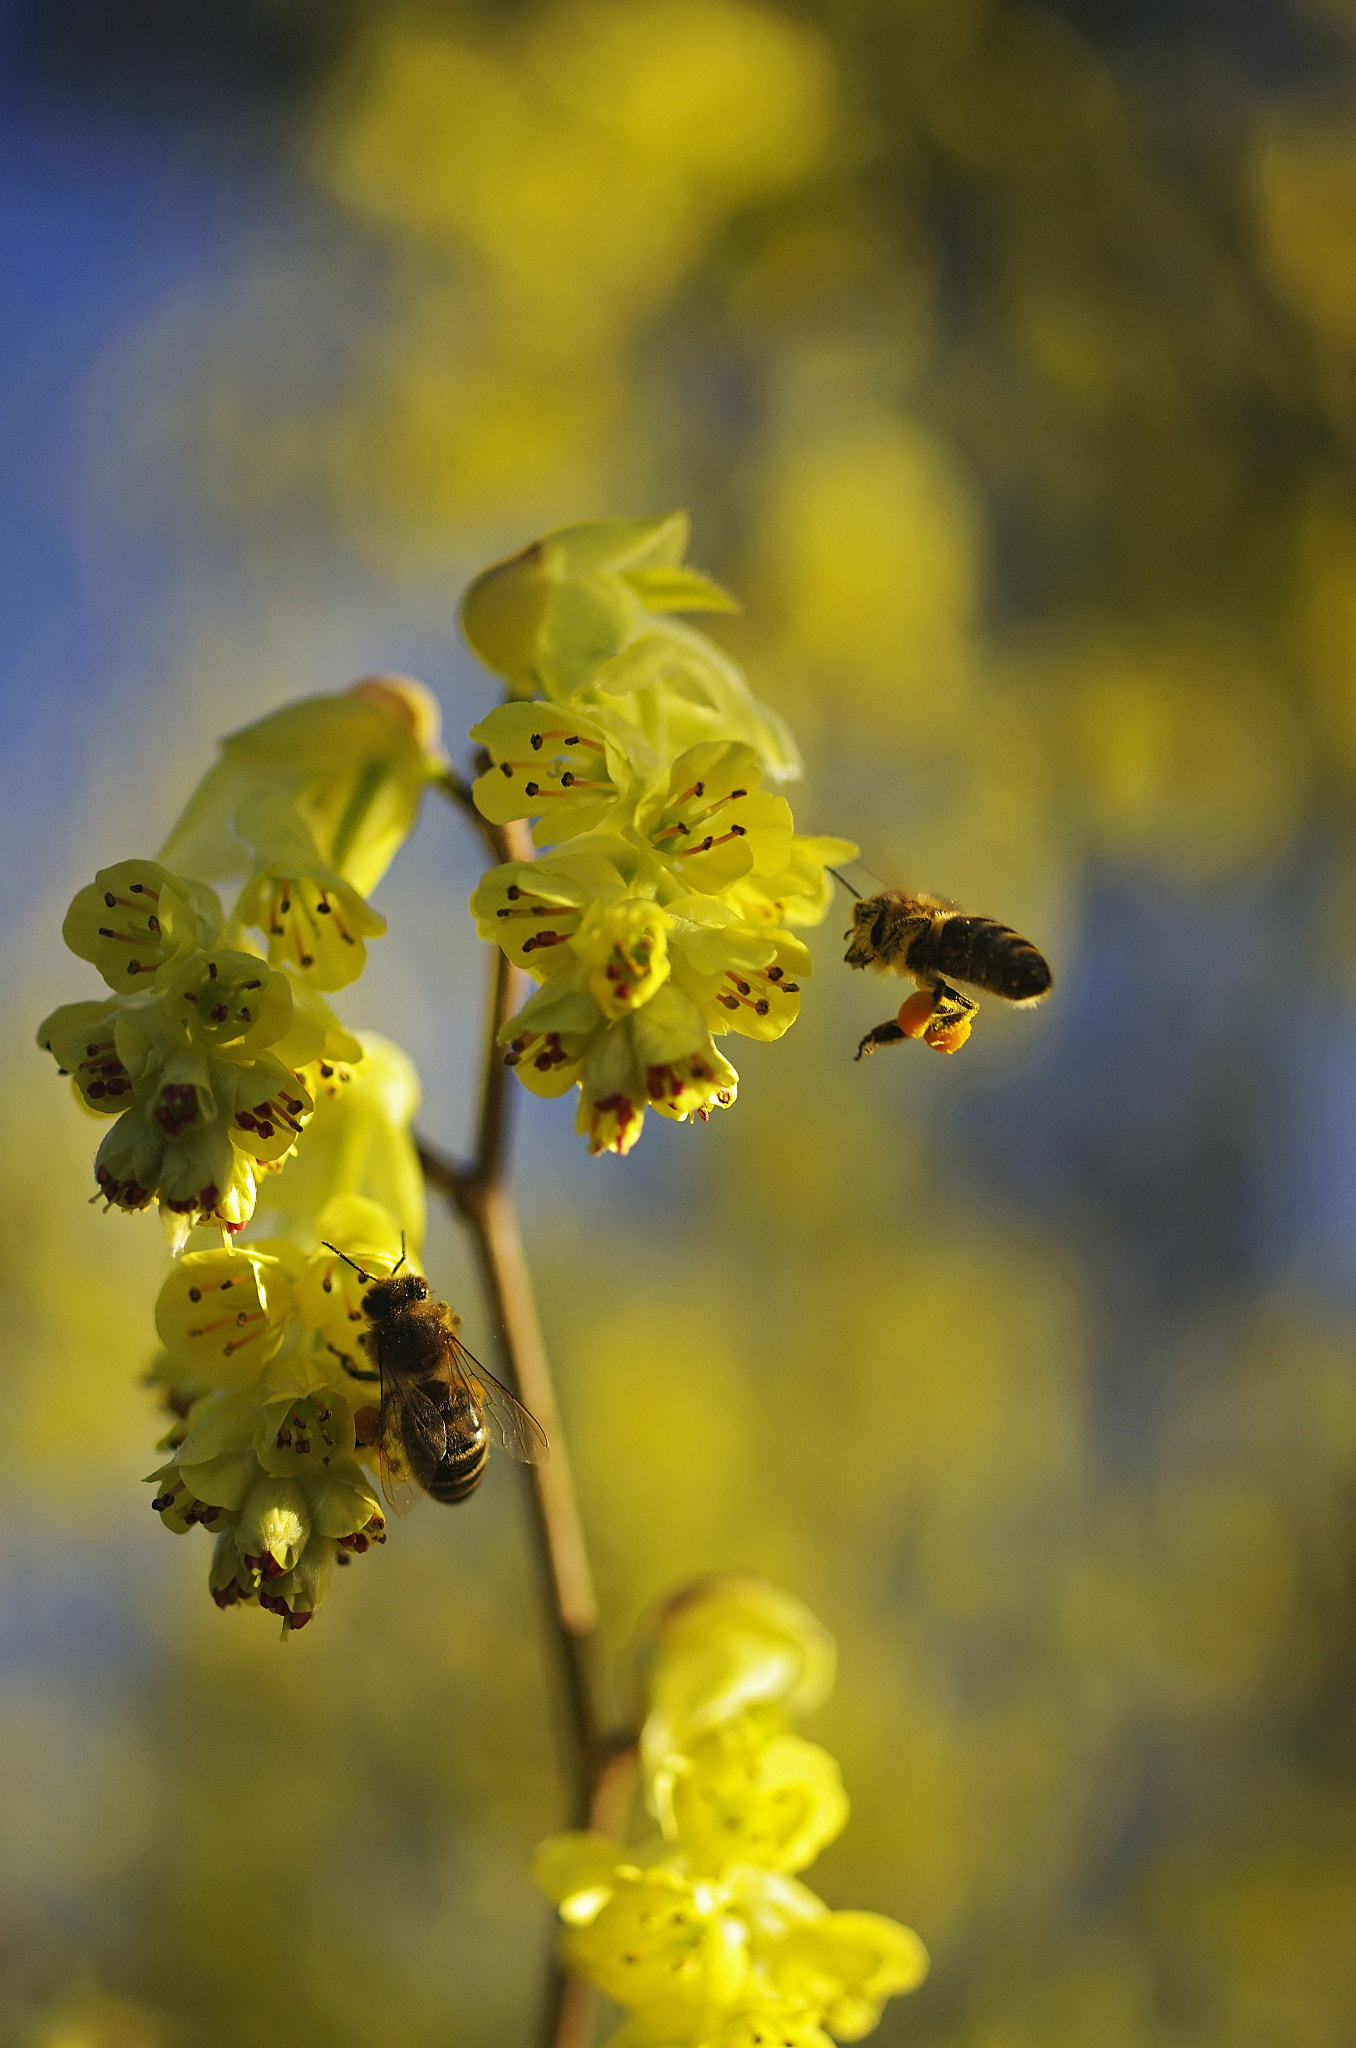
[[377, 1375, 448, 1516], [448, 1341, 549, 1466], [830, 856, 887, 902]]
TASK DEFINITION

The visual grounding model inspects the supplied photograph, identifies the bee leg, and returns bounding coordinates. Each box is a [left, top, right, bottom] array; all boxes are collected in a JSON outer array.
[[929, 981, 978, 1029], [855, 1020, 909, 1061], [328, 1341, 379, 1382]]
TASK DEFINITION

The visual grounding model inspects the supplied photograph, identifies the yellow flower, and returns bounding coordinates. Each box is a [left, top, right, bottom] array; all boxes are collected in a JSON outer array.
[[664, 1719, 849, 1878], [233, 795, 387, 990], [154, 1241, 302, 1394], [60, 859, 220, 991], [572, 898, 672, 1018], [634, 743, 792, 893], [564, 1865, 750, 2012], [724, 837, 859, 929], [470, 701, 638, 847], [470, 846, 631, 971], [668, 912, 809, 1045], [502, 968, 738, 1155], [765, 1915, 929, 2040], [36, 998, 134, 1114]]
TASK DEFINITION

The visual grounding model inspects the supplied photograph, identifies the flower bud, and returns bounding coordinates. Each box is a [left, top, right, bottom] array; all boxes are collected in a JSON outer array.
[[348, 673, 444, 759]]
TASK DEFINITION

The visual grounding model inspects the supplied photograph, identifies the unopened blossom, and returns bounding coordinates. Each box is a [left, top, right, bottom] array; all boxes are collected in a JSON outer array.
[[159, 678, 443, 899]]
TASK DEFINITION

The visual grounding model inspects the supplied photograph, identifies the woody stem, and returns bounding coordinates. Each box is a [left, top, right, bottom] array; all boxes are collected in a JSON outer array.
[[422, 779, 634, 2048]]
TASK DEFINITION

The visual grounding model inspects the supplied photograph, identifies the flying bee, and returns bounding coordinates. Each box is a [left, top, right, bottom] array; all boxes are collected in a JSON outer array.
[[322, 1242, 548, 1511], [841, 883, 1053, 1062]]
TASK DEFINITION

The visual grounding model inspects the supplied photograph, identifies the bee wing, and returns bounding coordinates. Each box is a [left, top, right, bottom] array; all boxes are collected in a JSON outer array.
[[377, 1375, 449, 1516], [447, 1340, 549, 1466], [831, 856, 888, 901]]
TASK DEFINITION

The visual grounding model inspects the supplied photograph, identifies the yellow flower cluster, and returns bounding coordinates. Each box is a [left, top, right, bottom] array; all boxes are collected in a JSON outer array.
[[147, 1183, 418, 1632], [463, 517, 855, 1153], [534, 1577, 928, 2046], [37, 679, 438, 1248], [37, 678, 439, 1627]]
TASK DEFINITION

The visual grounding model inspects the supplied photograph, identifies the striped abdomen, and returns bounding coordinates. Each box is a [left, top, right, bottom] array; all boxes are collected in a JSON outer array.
[[405, 1385, 490, 1504], [909, 915, 1052, 1003]]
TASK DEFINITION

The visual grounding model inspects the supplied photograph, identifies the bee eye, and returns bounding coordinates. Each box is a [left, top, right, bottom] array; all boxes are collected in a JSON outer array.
[[870, 912, 888, 949]]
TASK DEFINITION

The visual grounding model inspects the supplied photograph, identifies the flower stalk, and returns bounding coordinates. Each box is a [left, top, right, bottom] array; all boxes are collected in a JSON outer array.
[[423, 786, 635, 2048]]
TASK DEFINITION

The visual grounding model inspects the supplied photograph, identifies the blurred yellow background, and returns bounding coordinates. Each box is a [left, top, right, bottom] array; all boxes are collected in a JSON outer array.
[[4, 1, 1356, 2042]]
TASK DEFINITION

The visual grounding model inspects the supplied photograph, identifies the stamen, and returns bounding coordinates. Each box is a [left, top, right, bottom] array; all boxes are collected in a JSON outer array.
[[674, 826, 747, 856]]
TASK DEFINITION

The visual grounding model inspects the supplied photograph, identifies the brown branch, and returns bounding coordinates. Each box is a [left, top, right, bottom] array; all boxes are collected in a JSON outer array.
[[424, 777, 636, 2048]]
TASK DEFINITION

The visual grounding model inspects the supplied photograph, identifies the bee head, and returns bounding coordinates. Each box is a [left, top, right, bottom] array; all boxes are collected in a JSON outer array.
[[362, 1272, 429, 1319], [844, 895, 890, 968]]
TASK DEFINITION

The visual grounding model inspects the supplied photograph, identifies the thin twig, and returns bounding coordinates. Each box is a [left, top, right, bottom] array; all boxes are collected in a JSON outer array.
[[422, 776, 636, 2048]]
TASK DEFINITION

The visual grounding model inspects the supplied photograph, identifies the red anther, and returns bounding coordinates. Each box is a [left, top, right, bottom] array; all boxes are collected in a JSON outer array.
[[288, 1611, 313, 1631]]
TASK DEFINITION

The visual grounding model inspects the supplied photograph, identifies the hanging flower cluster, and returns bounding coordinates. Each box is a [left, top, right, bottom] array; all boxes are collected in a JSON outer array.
[[37, 678, 439, 1249], [534, 1577, 928, 2047], [462, 516, 855, 1154], [37, 677, 440, 1628], [147, 1186, 417, 1632]]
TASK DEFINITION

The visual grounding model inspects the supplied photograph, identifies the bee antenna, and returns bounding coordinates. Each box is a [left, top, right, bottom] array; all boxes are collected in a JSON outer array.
[[320, 1240, 374, 1282], [829, 865, 863, 901], [392, 1231, 407, 1277]]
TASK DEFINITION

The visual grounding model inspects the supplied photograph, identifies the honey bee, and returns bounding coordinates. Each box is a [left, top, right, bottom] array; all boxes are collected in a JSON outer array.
[[322, 1243, 548, 1510], [842, 885, 1052, 1061]]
